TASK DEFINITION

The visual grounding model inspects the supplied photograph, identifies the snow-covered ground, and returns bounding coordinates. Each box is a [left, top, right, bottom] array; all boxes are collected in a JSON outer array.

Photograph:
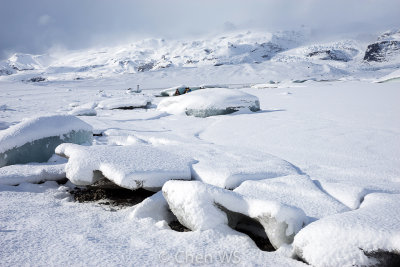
[[1, 29, 400, 266]]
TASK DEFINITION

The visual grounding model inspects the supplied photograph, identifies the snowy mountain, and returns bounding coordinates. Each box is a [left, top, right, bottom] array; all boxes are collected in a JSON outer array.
[[1, 29, 399, 83]]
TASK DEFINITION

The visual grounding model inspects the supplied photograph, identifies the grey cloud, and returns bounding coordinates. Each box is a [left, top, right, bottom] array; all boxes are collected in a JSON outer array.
[[0, 0, 399, 59]]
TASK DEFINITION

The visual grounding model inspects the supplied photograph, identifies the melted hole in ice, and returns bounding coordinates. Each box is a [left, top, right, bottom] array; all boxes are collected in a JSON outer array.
[[70, 177, 155, 207], [364, 250, 400, 267], [216, 204, 275, 252]]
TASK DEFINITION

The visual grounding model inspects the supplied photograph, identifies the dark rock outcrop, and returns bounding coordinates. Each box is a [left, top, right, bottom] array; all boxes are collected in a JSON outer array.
[[364, 30, 400, 62]]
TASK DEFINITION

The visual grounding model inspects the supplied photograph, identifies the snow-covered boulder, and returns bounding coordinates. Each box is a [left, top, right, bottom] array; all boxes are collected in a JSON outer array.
[[191, 147, 299, 189], [157, 88, 260, 117], [97, 95, 151, 110], [0, 115, 92, 167], [162, 180, 308, 249], [159, 85, 202, 96], [234, 175, 349, 220], [55, 143, 192, 191], [293, 193, 400, 266]]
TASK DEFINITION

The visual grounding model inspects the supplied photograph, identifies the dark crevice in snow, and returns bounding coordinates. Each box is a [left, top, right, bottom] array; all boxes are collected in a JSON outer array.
[[216, 203, 275, 252], [70, 179, 155, 207], [364, 250, 400, 267], [111, 102, 152, 110], [56, 178, 69, 185], [168, 220, 191, 232]]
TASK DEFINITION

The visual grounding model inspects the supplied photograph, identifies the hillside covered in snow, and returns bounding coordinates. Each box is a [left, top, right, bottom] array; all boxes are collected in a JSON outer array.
[[1, 29, 400, 85]]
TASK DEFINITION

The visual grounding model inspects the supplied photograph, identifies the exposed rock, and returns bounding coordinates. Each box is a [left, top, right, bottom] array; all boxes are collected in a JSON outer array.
[[136, 62, 155, 72], [308, 49, 352, 62], [28, 76, 47, 82], [364, 41, 400, 62], [364, 30, 400, 62]]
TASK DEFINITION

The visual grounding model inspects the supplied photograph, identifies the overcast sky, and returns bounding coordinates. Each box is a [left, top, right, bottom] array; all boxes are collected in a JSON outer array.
[[0, 0, 399, 59]]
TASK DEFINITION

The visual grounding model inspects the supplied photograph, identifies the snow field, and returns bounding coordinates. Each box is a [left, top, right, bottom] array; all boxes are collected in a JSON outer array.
[[0, 28, 399, 265]]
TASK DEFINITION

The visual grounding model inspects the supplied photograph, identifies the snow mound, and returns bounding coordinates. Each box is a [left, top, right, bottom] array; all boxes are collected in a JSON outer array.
[[162, 180, 308, 249], [192, 147, 299, 189], [293, 193, 400, 266], [97, 95, 151, 110], [0, 162, 66, 185], [68, 107, 97, 116], [55, 143, 192, 190], [68, 102, 97, 116], [157, 88, 260, 117], [130, 191, 174, 223], [0, 115, 92, 167], [234, 175, 350, 220]]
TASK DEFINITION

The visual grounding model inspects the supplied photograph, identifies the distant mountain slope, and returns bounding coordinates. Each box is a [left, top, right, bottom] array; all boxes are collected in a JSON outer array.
[[0, 29, 399, 82]]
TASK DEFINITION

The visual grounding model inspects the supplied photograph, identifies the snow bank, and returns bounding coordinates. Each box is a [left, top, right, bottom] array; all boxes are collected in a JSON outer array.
[[234, 175, 349, 220], [97, 95, 151, 110], [56, 143, 192, 190], [157, 88, 260, 117], [293, 193, 400, 266], [0, 115, 92, 167], [192, 147, 299, 189], [163, 180, 308, 249], [0, 162, 66, 185]]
